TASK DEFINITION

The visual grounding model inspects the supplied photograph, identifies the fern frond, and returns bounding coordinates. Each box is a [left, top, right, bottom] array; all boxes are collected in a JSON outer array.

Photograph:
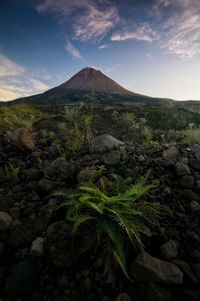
[[67, 215, 96, 235]]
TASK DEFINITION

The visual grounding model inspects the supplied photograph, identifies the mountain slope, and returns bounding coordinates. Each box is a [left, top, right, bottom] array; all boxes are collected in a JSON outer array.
[[7, 67, 174, 105], [45, 67, 142, 96]]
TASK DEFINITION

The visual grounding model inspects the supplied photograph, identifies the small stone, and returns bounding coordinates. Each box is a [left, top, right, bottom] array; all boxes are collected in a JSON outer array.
[[138, 155, 145, 162], [84, 277, 92, 292], [0, 242, 5, 255], [175, 163, 191, 177], [9, 207, 21, 219], [103, 150, 121, 166], [163, 186, 171, 195], [191, 200, 200, 212], [115, 293, 132, 301], [160, 239, 178, 260], [30, 237, 44, 256], [0, 211, 13, 231], [37, 178, 56, 192], [178, 176, 194, 188], [77, 169, 100, 183]]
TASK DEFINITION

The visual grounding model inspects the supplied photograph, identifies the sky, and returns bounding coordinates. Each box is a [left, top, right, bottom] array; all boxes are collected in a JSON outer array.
[[0, 0, 200, 101]]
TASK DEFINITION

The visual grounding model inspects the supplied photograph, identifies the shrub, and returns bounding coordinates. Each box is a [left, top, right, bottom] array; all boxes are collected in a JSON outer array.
[[5, 164, 20, 180], [121, 112, 135, 127], [49, 171, 171, 281], [183, 128, 200, 145]]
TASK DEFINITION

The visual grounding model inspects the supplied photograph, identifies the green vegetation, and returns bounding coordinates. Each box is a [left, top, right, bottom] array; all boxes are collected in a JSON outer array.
[[183, 128, 200, 145], [0, 104, 46, 134], [49, 171, 171, 281], [5, 164, 20, 180]]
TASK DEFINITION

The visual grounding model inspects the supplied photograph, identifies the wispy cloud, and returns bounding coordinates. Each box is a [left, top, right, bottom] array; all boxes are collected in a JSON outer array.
[[36, 0, 120, 42], [99, 44, 108, 50], [65, 41, 81, 58], [156, 0, 200, 58], [74, 6, 119, 42], [0, 53, 25, 77], [111, 23, 159, 42], [0, 53, 49, 101]]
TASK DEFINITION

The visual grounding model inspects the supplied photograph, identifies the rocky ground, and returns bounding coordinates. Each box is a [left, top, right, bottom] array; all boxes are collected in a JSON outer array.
[[0, 129, 200, 301]]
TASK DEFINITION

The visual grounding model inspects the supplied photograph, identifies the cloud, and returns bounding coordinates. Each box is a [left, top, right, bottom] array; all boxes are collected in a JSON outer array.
[[0, 53, 49, 101], [99, 44, 108, 49], [74, 6, 119, 42], [0, 53, 25, 77], [111, 23, 159, 42], [36, 0, 120, 42], [156, 0, 200, 58], [65, 41, 81, 58]]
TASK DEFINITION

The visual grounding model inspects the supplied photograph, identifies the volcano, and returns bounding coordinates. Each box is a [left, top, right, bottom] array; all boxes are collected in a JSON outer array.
[[45, 66, 142, 96], [9, 67, 173, 105]]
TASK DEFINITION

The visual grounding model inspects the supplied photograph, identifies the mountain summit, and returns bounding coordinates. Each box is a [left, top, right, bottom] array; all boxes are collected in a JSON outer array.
[[46, 66, 140, 96]]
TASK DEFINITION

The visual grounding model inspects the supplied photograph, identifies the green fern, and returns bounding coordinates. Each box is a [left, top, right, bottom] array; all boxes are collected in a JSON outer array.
[[49, 171, 171, 282]]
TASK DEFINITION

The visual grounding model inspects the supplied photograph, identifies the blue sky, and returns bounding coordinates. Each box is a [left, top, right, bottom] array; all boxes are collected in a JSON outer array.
[[0, 0, 200, 101]]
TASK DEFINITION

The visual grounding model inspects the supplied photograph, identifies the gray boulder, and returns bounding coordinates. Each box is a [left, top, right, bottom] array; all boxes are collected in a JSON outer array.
[[4, 258, 39, 298], [91, 134, 124, 153], [130, 251, 183, 284]]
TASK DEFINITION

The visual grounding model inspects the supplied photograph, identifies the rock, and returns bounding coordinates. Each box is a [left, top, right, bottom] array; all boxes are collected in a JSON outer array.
[[115, 293, 132, 301], [0, 188, 15, 211], [137, 282, 171, 301], [178, 189, 200, 201], [162, 147, 179, 161], [91, 134, 124, 153], [46, 221, 94, 268], [0, 211, 13, 231], [8, 128, 34, 151], [175, 163, 191, 177], [9, 219, 46, 248], [191, 200, 200, 212], [160, 239, 178, 260], [172, 259, 199, 286], [182, 289, 200, 301], [189, 159, 200, 171], [178, 175, 194, 188], [9, 207, 21, 219], [54, 296, 71, 301], [25, 168, 43, 181], [30, 237, 44, 256], [0, 242, 5, 255], [189, 249, 200, 263], [103, 150, 121, 166], [138, 155, 145, 162], [51, 157, 76, 180], [192, 144, 200, 161], [192, 263, 200, 281], [130, 251, 183, 284], [37, 178, 57, 193], [77, 169, 100, 183], [4, 258, 39, 298]]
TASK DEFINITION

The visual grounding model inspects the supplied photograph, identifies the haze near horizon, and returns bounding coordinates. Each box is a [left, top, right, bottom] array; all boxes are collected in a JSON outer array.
[[0, 0, 200, 101]]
